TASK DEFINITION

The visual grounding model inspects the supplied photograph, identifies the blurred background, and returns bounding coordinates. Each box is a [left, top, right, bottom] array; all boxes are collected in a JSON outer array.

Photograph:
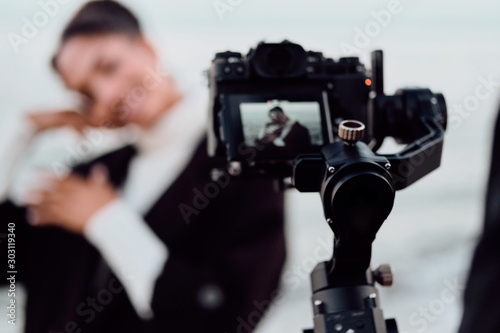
[[1, 0, 500, 332]]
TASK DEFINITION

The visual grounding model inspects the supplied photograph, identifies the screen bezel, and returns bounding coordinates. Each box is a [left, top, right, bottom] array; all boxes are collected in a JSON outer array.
[[221, 91, 330, 161]]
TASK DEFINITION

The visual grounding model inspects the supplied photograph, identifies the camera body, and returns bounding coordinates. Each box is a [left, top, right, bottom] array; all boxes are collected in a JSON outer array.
[[207, 40, 377, 176], [207, 40, 446, 180]]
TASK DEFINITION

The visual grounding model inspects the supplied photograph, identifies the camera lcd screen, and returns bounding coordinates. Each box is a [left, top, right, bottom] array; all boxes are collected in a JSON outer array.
[[222, 93, 329, 160], [241, 100, 323, 146]]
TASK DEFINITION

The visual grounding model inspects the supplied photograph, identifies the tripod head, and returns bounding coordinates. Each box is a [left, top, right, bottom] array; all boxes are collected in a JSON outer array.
[[292, 52, 447, 333]]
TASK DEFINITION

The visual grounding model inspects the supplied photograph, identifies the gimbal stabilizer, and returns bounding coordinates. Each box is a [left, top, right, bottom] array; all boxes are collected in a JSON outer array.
[[293, 51, 447, 333]]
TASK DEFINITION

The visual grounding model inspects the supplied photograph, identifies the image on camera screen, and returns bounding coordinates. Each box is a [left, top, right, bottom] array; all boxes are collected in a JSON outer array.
[[240, 100, 323, 155]]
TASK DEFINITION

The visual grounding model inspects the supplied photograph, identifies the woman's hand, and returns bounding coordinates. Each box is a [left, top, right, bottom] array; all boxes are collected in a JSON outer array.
[[27, 110, 89, 133], [27, 164, 118, 234]]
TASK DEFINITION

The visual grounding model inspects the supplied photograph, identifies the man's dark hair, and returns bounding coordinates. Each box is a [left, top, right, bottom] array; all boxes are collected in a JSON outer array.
[[269, 106, 284, 114], [52, 0, 141, 70]]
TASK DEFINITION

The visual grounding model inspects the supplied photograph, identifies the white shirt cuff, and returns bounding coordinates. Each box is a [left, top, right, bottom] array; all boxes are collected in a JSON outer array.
[[83, 198, 168, 319], [273, 137, 286, 147]]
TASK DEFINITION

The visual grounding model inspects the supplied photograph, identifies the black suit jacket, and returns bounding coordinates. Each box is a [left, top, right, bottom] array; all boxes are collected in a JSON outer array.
[[1, 137, 286, 333], [458, 111, 500, 332], [259, 121, 312, 157], [283, 122, 311, 151]]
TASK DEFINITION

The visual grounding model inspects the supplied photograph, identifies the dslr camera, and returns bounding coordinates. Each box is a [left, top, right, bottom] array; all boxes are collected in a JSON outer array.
[[207, 40, 446, 184], [206, 40, 447, 333]]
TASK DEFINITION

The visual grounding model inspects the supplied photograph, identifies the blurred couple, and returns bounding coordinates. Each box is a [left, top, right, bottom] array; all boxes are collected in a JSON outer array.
[[255, 105, 311, 152], [0, 1, 285, 332]]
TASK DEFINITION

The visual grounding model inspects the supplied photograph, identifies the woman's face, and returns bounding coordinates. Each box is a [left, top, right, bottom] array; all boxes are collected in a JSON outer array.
[[56, 33, 170, 128]]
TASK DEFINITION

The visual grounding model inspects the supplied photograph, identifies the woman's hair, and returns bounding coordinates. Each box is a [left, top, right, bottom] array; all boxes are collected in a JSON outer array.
[[52, 0, 141, 69]]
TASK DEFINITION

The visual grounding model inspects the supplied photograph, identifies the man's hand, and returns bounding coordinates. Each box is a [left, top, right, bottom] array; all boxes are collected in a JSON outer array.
[[28, 110, 89, 133], [27, 164, 118, 234], [264, 132, 279, 142]]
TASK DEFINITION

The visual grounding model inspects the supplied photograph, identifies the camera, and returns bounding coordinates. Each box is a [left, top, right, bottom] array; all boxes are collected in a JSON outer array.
[[206, 40, 448, 332], [206, 40, 446, 180]]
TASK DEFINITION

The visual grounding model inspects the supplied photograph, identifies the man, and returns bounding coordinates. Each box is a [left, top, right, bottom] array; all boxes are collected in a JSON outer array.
[[458, 110, 500, 332], [0, 1, 285, 332], [255, 106, 311, 153]]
